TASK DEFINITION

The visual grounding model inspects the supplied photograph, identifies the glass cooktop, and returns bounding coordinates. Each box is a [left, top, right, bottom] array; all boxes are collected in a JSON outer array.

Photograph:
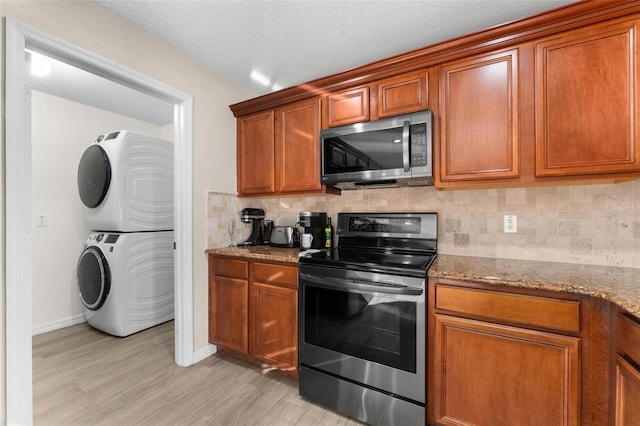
[[300, 212, 438, 277], [299, 247, 437, 277]]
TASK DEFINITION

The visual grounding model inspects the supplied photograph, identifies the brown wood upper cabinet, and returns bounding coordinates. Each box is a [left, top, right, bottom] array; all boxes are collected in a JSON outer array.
[[438, 49, 520, 183], [237, 97, 330, 197], [323, 86, 370, 128], [323, 69, 428, 128], [535, 17, 640, 177], [237, 110, 275, 195], [276, 98, 322, 193], [376, 70, 429, 118]]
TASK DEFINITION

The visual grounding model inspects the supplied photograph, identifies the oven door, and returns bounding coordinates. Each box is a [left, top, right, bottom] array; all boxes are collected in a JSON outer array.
[[298, 264, 426, 403]]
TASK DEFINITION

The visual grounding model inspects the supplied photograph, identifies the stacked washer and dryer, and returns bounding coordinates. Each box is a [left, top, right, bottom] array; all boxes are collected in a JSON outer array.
[[76, 130, 174, 337]]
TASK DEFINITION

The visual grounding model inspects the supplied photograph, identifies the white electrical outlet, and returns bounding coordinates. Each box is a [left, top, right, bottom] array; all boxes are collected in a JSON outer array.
[[504, 215, 517, 233]]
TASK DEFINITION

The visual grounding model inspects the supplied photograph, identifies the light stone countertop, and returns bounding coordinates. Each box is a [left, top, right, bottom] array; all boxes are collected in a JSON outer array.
[[205, 247, 640, 320], [429, 254, 640, 320]]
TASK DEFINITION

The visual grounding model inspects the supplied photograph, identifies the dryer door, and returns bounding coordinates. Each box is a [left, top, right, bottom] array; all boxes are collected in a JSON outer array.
[[77, 246, 111, 310], [78, 144, 111, 208]]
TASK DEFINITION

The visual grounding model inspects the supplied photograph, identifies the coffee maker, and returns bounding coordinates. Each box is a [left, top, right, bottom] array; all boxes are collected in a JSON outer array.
[[298, 211, 327, 249], [239, 208, 265, 246]]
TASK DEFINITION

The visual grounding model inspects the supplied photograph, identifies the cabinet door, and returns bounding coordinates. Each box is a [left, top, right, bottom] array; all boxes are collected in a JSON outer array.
[[376, 70, 428, 118], [439, 49, 520, 182], [250, 281, 297, 371], [615, 354, 640, 426], [237, 110, 275, 195], [323, 86, 370, 127], [535, 18, 640, 176], [434, 314, 580, 426], [209, 276, 248, 354], [276, 98, 322, 192]]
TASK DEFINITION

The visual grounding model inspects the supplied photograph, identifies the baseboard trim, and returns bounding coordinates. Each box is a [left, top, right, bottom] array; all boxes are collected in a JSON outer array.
[[32, 314, 86, 336], [193, 343, 218, 364]]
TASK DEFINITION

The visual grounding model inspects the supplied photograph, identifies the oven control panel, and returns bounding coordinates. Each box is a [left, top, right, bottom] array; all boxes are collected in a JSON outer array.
[[348, 216, 421, 234], [337, 212, 437, 240]]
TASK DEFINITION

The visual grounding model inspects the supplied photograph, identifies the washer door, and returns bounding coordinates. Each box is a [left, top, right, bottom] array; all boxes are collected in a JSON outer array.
[[77, 144, 111, 208], [77, 246, 111, 310]]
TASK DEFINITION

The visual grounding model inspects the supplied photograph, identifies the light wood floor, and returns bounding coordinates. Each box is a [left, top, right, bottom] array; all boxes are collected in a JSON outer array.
[[33, 321, 364, 425]]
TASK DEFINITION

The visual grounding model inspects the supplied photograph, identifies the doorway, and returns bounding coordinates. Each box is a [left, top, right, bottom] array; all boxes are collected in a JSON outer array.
[[5, 18, 195, 424], [30, 52, 175, 336]]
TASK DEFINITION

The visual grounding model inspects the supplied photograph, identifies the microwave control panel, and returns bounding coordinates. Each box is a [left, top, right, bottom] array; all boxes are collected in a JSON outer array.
[[411, 124, 428, 166]]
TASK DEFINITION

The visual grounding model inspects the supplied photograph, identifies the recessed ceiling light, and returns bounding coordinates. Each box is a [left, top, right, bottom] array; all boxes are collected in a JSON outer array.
[[250, 70, 270, 87]]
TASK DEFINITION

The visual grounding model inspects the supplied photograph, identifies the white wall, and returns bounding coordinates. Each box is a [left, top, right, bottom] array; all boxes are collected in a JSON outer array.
[[31, 90, 169, 334], [1, 0, 255, 420]]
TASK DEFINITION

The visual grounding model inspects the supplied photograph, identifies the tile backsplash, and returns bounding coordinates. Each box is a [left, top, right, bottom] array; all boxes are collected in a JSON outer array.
[[208, 179, 640, 268]]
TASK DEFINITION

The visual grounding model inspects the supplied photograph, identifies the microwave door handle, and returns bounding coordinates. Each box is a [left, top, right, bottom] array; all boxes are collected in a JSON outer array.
[[402, 120, 410, 172], [300, 272, 423, 296]]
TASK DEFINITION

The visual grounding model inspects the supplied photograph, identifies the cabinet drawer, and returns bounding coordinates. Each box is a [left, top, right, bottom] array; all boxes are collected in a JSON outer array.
[[253, 262, 297, 288], [617, 313, 640, 364], [210, 256, 248, 279], [435, 285, 580, 333]]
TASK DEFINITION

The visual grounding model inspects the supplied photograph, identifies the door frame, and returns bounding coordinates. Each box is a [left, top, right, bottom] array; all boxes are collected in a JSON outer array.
[[5, 18, 195, 424]]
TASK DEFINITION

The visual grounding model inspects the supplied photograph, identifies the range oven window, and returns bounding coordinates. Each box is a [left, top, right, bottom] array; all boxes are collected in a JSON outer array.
[[304, 284, 417, 373]]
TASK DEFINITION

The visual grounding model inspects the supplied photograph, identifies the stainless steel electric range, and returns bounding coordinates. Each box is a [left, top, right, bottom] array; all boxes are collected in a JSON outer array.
[[298, 212, 437, 426]]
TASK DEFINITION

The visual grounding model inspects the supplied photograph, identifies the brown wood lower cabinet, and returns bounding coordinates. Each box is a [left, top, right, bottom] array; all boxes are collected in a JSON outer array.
[[434, 314, 580, 426], [614, 313, 640, 425], [209, 275, 249, 354], [208, 256, 249, 354], [250, 261, 298, 372], [615, 355, 640, 426], [208, 255, 298, 374], [430, 281, 582, 426]]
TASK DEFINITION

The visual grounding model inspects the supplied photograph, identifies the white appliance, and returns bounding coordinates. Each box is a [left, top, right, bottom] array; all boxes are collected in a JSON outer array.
[[77, 130, 173, 232], [77, 231, 174, 337]]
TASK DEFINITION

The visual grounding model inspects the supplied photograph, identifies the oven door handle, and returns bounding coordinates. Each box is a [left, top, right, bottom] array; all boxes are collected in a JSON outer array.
[[299, 272, 423, 296]]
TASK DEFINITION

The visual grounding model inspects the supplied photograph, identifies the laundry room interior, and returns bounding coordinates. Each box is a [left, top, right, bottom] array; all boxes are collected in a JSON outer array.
[[30, 51, 175, 337]]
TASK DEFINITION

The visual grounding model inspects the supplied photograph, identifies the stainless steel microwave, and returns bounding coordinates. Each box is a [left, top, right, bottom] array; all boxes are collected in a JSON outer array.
[[320, 110, 433, 189]]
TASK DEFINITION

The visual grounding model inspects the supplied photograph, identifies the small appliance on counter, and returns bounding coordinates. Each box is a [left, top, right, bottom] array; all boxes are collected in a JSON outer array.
[[263, 219, 274, 245], [298, 212, 328, 250], [239, 208, 265, 246], [269, 226, 299, 248]]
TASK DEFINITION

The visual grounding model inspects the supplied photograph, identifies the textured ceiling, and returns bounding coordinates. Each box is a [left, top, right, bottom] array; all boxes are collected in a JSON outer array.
[[93, 0, 577, 96], [31, 1, 578, 126]]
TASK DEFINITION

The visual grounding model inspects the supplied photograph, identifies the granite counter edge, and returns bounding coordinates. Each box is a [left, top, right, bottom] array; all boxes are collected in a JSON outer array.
[[205, 247, 300, 264], [429, 257, 640, 321]]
